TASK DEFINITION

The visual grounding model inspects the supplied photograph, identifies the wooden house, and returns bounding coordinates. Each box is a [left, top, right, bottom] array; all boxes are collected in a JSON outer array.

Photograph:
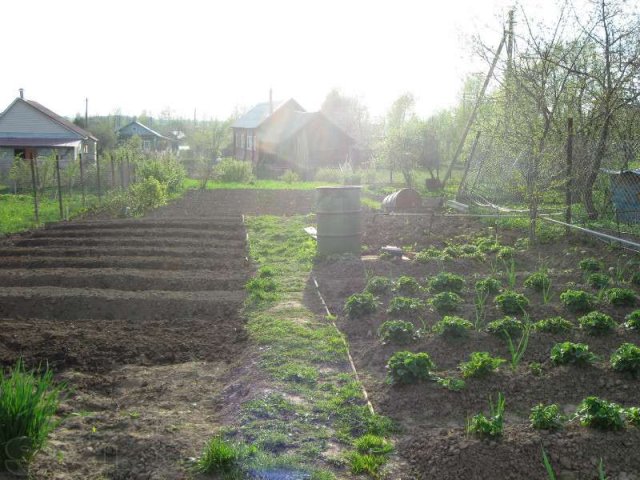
[[0, 94, 97, 175], [232, 97, 355, 178], [116, 120, 174, 152]]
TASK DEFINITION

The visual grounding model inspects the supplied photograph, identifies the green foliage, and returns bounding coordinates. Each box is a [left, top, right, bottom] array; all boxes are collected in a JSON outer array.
[[579, 257, 603, 273], [430, 291, 463, 314], [365, 276, 392, 295], [215, 158, 254, 183], [530, 403, 563, 430], [459, 352, 505, 378], [347, 452, 386, 476], [578, 311, 617, 335], [393, 275, 422, 296], [533, 316, 573, 334], [475, 277, 502, 295], [344, 292, 377, 319], [529, 362, 543, 376], [387, 351, 435, 384], [246, 268, 278, 303], [353, 434, 393, 456], [495, 290, 529, 314], [378, 320, 418, 345], [486, 316, 524, 338], [0, 360, 65, 471], [387, 296, 425, 318], [428, 272, 465, 293], [279, 169, 300, 184], [576, 397, 625, 431], [625, 310, 640, 330], [524, 271, 550, 292], [631, 272, 640, 286], [550, 342, 596, 366], [626, 407, 640, 426], [415, 248, 445, 263], [560, 289, 595, 313], [497, 246, 515, 260], [128, 177, 168, 213], [194, 436, 250, 474], [505, 324, 530, 370], [137, 156, 185, 193], [610, 342, 640, 377], [432, 315, 473, 337], [467, 393, 506, 437], [587, 273, 611, 289], [604, 287, 636, 307]]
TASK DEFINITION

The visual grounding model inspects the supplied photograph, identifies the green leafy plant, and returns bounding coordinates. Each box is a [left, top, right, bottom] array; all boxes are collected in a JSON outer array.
[[459, 352, 505, 378], [344, 292, 378, 319], [214, 158, 254, 183], [550, 342, 596, 366], [415, 248, 445, 263], [541, 448, 557, 480], [504, 323, 530, 370], [560, 289, 595, 313], [497, 246, 515, 260], [365, 276, 392, 295], [347, 452, 386, 476], [579, 257, 603, 273], [378, 320, 418, 345], [0, 359, 65, 471], [353, 434, 393, 456], [194, 436, 250, 474], [610, 342, 640, 377], [631, 271, 640, 286], [576, 396, 625, 430], [529, 362, 543, 376], [393, 275, 422, 296], [467, 393, 506, 437], [387, 296, 425, 319], [604, 287, 636, 307], [387, 351, 435, 384], [428, 272, 465, 293], [495, 290, 529, 314], [578, 311, 617, 335], [486, 316, 524, 338], [502, 258, 517, 289], [279, 169, 300, 184], [475, 277, 502, 295], [524, 271, 550, 292], [626, 407, 640, 426], [432, 316, 473, 337], [625, 310, 640, 330], [587, 273, 611, 289], [430, 291, 463, 314], [530, 403, 564, 430], [533, 316, 573, 334]]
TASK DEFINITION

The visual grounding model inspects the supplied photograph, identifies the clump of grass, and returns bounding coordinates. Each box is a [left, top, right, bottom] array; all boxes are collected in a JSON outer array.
[[393, 275, 422, 296], [610, 343, 640, 377], [486, 316, 524, 338], [344, 292, 377, 319], [576, 397, 625, 430], [533, 316, 573, 334], [387, 351, 435, 384], [467, 393, 506, 437], [550, 342, 597, 366], [560, 289, 595, 313], [624, 310, 640, 330], [432, 315, 473, 338], [530, 403, 564, 430], [246, 273, 278, 303], [587, 273, 610, 289], [504, 323, 530, 370], [347, 452, 386, 476], [353, 434, 393, 456], [495, 290, 529, 314], [430, 291, 463, 314], [497, 246, 515, 260], [579, 257, 603, 272], [0, 359, 65, 471], [194, 436, 249, 474], [578, 311, 617, 335], [604, 288, 636, 307], [387, 296, 425, 319], [428, 272, 465, 293], [378, 320, 418, 345], [459, 352, 505, 378]]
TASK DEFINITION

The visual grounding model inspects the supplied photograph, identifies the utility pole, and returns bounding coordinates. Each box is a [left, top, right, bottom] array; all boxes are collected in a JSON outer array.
[[85, 97, 88, 129]]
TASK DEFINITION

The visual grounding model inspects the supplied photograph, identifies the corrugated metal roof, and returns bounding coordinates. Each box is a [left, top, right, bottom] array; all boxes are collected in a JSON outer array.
[[25, 100, 98, 141], [231, 100, 285, 129]]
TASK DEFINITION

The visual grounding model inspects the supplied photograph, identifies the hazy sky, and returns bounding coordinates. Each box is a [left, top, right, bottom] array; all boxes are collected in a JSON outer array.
[[0, 0, 555, 121]]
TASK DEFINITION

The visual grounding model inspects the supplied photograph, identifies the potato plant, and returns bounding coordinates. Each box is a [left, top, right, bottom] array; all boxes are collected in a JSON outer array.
[[576, 397, 625, 430], [467, 393, 506, 437], [530, 403, 563, 430], [344, 292, 378, 319], [387, 297, 425, 319], [378, 320, 418, 345], [610, 343, 640, 377], [578, 311, 617, 335], [495, 291, 529, 314], [459, 352, 505, 378], [579, 257, 603, 273], [524, 271, 550, 292], [587, 273, 610, 289], [533, 316, 573, 334], [428, 272, 465, 294], [550, 342, 596, 366], [393, 276, 422, 296], [475, 277, 502, 295], [604, 288, 636, 307], [365, 276, 392, 295], [625, 310, 640, 330], [429, 292, 463, 314], [560, 289, 595, 313], [486, 316, 524, 338], [387, 351, 435, 384], [432, 316, 472, 338]]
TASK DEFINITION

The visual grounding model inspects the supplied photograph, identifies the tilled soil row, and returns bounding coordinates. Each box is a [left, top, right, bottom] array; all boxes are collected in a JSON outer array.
[[31, 227, 244, 240], [11, 236, 246, 248]]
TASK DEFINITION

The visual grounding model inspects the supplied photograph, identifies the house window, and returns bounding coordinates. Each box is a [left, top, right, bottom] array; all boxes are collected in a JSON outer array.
[[241, 133, 246, 150], [247, 135, 253, 152], [143, 140, 152, 151]]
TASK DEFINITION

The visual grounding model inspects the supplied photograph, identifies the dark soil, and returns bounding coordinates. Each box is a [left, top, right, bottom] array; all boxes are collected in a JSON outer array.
[[314, 213, 640, 480]]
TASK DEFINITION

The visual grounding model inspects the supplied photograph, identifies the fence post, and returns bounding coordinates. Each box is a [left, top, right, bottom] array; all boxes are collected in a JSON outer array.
[[29, 157, 39, 225], [78, 152, 86, 207], [110, 153, 116, 189], [565, 117, 573, 234], [55, 152, 64, 220], [96, 150, 102, 202]]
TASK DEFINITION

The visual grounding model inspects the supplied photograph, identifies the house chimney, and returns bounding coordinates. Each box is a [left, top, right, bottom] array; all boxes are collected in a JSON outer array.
[[269, 88, 273, 114], [19, 88, 24, 99]]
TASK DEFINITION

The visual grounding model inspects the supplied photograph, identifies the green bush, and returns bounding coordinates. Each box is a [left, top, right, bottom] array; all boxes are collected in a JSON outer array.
[[560, 289, 595, 313], [393, 276, 422, 296], [415, 248, 444, 263], [530, 403, 563, 430], [625, 310, 640, 330], [365, 276, 393, 295], [550, 342, 596, 366], [475, 277, 502, 295], [495, 290, 529, 314], [497, 246, 515, 260], [314, 168, 342, 183], [604, 288, 636, 307], [626, 407, 640, 426], [578, 311, 617, 335], [387, 296, 425, 318], [387, 351, 435, 384], [576, 397, 625, 430], [428, 272, 465, 293], [524, 271, 550, 292], [579, 257, 603, 272], [587, 273, 611, 289], [344, 292, 377, 319], [432, 316, 473, 337], [486, 316, 524, 338], [137, 156, 185, 193], [467, 393, 506, 437], [129, 177, 168, 213], [214, 158, 254, 183], [279, 169, 300, 183], [533, 316, 573, 334], [610, 343, 640, 377], [0, 360, 65, 471], [378, 320, 417, 345], [475, 237, 501, 253], [459, 352, 505, 378], [430, 292, 463, 314]]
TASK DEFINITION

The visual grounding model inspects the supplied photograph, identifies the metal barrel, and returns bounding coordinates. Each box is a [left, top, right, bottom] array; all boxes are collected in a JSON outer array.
[[316, 186, 362, 256]]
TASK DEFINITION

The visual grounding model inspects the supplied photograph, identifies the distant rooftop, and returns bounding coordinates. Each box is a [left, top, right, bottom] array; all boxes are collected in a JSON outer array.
[[232, 99, 292, 129]]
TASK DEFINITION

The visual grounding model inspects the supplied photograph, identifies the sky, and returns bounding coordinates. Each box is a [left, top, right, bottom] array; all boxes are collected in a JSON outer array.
[[0, 0, 560, 122]]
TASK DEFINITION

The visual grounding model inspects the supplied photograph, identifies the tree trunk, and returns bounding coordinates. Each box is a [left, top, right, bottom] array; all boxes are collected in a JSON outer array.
[[582, 115, 611, 220]]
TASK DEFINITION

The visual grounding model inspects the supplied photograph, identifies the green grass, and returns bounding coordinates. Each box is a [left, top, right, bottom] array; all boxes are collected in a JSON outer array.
[[184, 177, 334, 191]]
